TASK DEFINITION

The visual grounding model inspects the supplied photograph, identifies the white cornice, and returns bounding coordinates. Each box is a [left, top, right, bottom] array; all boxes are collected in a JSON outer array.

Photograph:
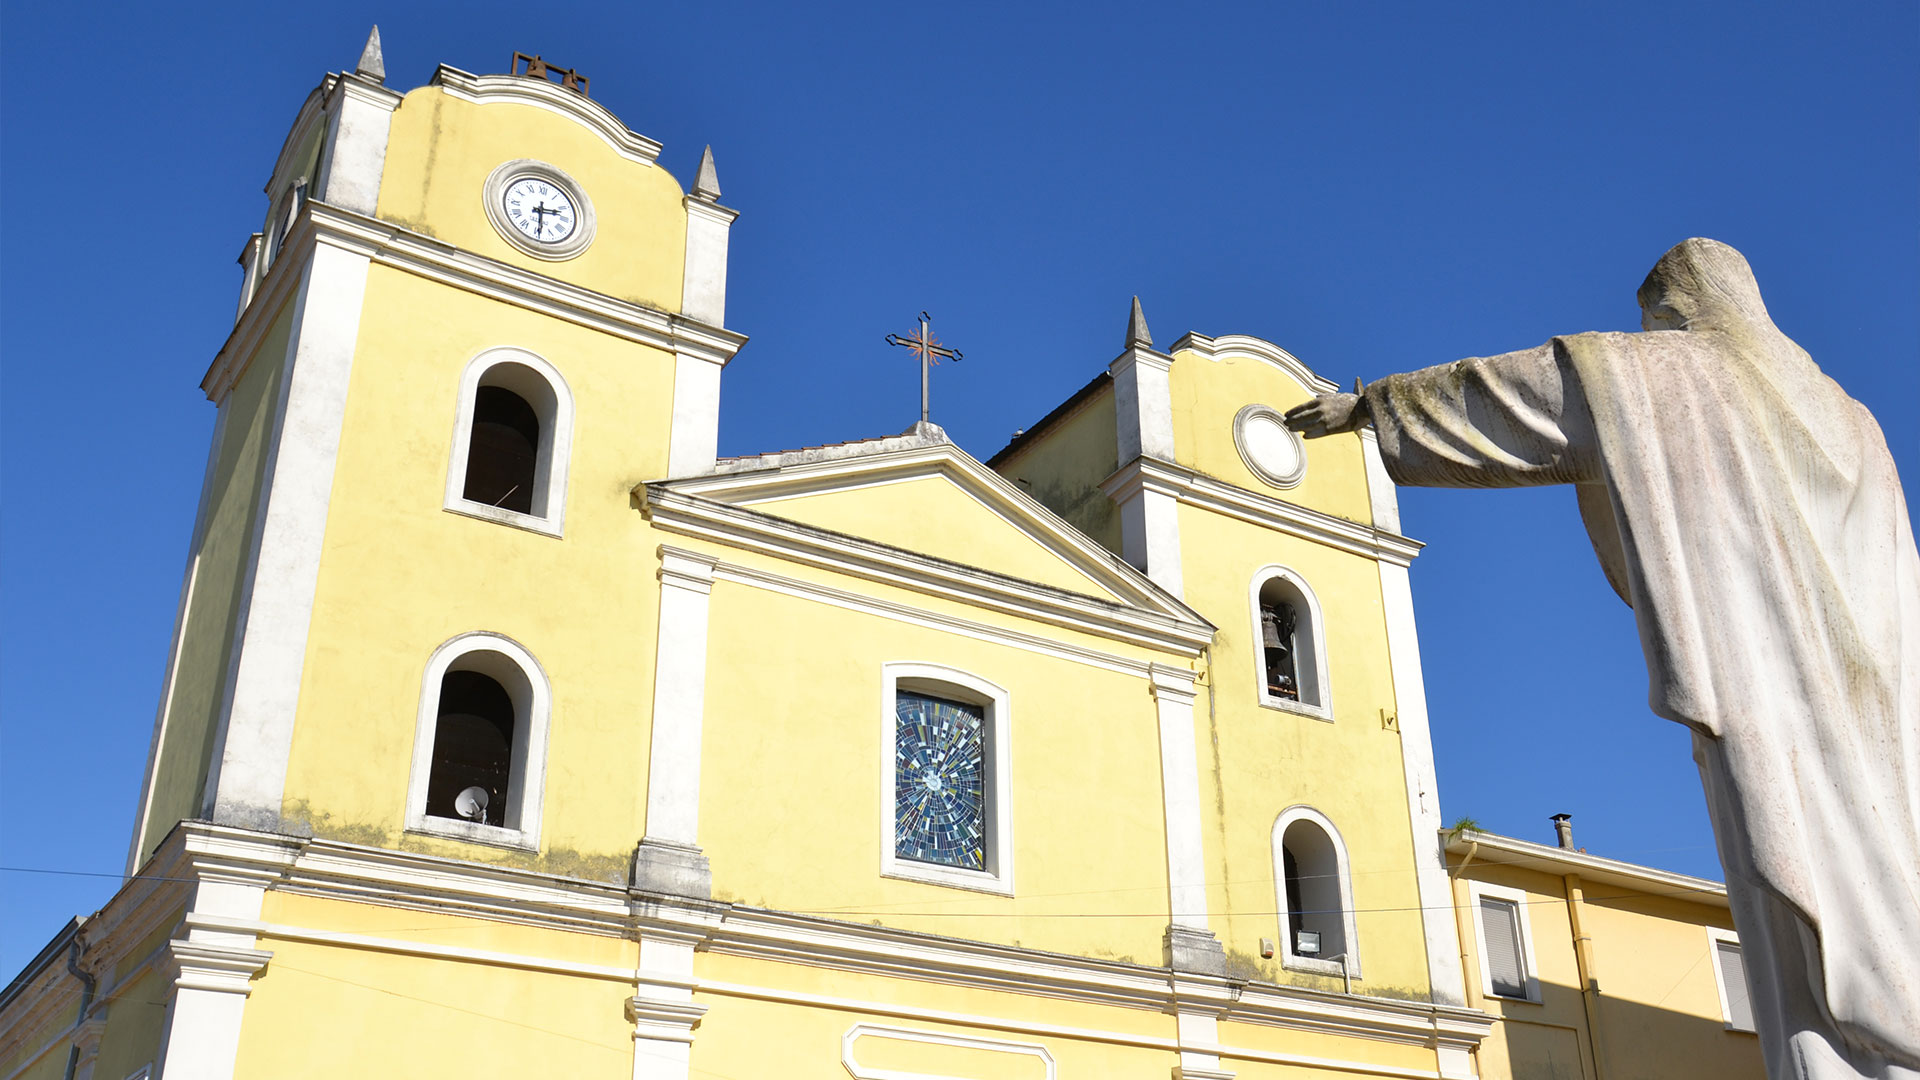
[[692, 549, 1167, 678], [683, 197, 739, 227], [2, 824, 1489, 1075], [205, 202, 747, 402], [1101, 458, 1424, 567], [430, 66, 663, 167], [640, 491, 1214, 658], [1445, 830, 1730, 909], [659, 442, 1205, 624], [1171, 333, 1340, 396]]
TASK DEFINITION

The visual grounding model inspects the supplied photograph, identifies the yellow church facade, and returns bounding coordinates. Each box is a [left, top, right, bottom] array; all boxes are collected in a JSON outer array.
[[1, 36, 1763, 1080]]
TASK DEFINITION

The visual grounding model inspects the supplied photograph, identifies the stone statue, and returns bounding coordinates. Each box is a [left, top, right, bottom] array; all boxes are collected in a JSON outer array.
[[1286, 238, 1920, 1080]]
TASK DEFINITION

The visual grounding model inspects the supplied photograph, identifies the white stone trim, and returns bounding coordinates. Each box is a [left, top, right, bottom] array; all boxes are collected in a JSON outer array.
[[664, 348, 722, 479], [1169, 333, 1340, 396], [1376, 559, 1465, 1005], [1102, 457, 1424, 568], [403, 632, 554, 851], [314, 73, 400, 217], [71, 823, 1493, 1063], [641, 484, 1213, 658], [680, 197, 736, 327], [1247, 565, 1333, 721], [1466, 881, 1541, 1004], [1705, 926, 1755, 1032], [880, 663, 1015, 896], [431, 66, 664, 166], [841, 1023, 1056, 1080], [1359, 429, 1401, 534], [442, 346, 575, 537], [642, 549, 717, 847], [1149, 666, 1211, 931], [1110, 345, 1176, 463], [1174, 1009, 1234, 1080], [1272, 806, 1362, 979], [482, 159, 598, 261], [209, 203, 746, 402], [151, 868, 272, 1080], [204, 238, 371, 831], [1232, 403, 1307, 489]]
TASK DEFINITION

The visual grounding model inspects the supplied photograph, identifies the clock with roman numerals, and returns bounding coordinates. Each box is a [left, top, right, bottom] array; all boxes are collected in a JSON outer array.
[[502, 176, 576, 243], [482, 159, 596, 260]]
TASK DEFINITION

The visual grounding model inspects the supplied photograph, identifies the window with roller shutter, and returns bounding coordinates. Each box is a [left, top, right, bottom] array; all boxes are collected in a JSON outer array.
[[1710, 931, 1756, 1032], [1479, 897, 1528, 998]]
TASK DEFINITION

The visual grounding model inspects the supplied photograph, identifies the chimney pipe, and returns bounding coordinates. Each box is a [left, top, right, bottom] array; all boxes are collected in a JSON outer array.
[[1550, 813, 1574, 850]]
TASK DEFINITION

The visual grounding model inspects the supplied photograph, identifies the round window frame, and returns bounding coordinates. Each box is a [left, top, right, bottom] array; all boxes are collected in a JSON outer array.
[[483, 159, 597, 261], [1233, 403, 1308, 489]]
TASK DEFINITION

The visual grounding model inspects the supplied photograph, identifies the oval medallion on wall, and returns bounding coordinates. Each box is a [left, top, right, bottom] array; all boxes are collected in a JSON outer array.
[[1233, 404, 1307, 489]]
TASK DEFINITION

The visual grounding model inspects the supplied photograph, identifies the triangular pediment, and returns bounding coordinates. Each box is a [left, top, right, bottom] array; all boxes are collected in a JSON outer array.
[[658, 440, 1199, 622]]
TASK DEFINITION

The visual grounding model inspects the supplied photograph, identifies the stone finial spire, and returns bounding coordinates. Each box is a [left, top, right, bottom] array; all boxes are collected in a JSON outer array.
[[355, 26, 386, 83], [1126, 295, 1152, 349], [692, 146, 721, 201]]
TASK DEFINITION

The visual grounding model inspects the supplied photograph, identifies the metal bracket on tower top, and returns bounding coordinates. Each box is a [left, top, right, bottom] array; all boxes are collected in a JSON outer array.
[[511, 52, 589, 96]]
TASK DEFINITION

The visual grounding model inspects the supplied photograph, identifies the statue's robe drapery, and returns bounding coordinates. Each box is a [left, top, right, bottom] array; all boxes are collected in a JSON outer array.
[[1361, 241, 1920, 1078]]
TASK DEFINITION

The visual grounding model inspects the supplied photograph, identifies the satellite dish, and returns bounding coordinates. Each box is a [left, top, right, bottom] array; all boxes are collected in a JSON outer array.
[[454, 786, 490, 822]]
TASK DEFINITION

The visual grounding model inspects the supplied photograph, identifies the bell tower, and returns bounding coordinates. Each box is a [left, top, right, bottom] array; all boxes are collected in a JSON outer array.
[[127, 29, 744, 871]]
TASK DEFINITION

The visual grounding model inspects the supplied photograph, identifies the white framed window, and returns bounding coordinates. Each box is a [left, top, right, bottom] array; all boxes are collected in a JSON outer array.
[[879, 663, 1014, 895], [1469, 881, 1542, 1003], [1271, 806, 1361, 977], [1708, 927, 1756, 1032], [444, 347, 574, 537], [404, 632, 552, 850], [1248, 565, 1331, 719]]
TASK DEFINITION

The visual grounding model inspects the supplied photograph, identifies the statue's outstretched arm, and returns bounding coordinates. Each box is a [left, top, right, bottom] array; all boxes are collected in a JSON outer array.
[[1284, 378, 1371, 438]]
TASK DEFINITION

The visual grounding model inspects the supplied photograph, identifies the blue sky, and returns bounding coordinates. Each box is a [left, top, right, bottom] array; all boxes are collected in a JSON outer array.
[[2, 1, 1914, 978]]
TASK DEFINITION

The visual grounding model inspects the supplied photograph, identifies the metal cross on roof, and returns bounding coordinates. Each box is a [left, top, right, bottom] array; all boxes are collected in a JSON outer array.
[[886, 312, 963, 425]]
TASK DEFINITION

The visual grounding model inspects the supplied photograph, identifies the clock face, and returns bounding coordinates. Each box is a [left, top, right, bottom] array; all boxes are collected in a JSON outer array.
[[894, 692, 986, 871], [501, 176, 578, 244]]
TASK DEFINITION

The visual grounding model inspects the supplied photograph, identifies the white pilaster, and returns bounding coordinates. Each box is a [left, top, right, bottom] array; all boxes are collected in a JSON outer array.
[[1108, 340, 1184, 596], [680, 198, 736, 327], [637, 547, 718, 896], [206, 239, 371, 831], [1111, 343, 1176, 463], [665, 350, 723, 479], [628, 931, 708, 1080], [1366, 435, 1467, 1007], [1102, 463, 1186, 599], [153, 877, 273, 1080], [1173, 1008, 1236, 1080], [315, 75, 400, 217], [1150, 665, 1224, 974]]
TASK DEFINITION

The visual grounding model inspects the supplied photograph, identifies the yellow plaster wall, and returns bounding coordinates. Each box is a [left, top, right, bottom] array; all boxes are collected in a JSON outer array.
[[991, 382, 1122, 554], [1583, 895, 1763, 1080], [748, 474, 1122, 600], [277, 265, 676, 875], [696, 561, 1176, 962], [1177, 505, 1430, 997], [1216, 1017, 1442, 1077], [1168, 347, 1374, 526], [140, 302, 294, 864], [375, 84, 688, 314], [691, 951, 1177, 1079], [235, 938, 631, 1077], [90, 966, 170, 1080]]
